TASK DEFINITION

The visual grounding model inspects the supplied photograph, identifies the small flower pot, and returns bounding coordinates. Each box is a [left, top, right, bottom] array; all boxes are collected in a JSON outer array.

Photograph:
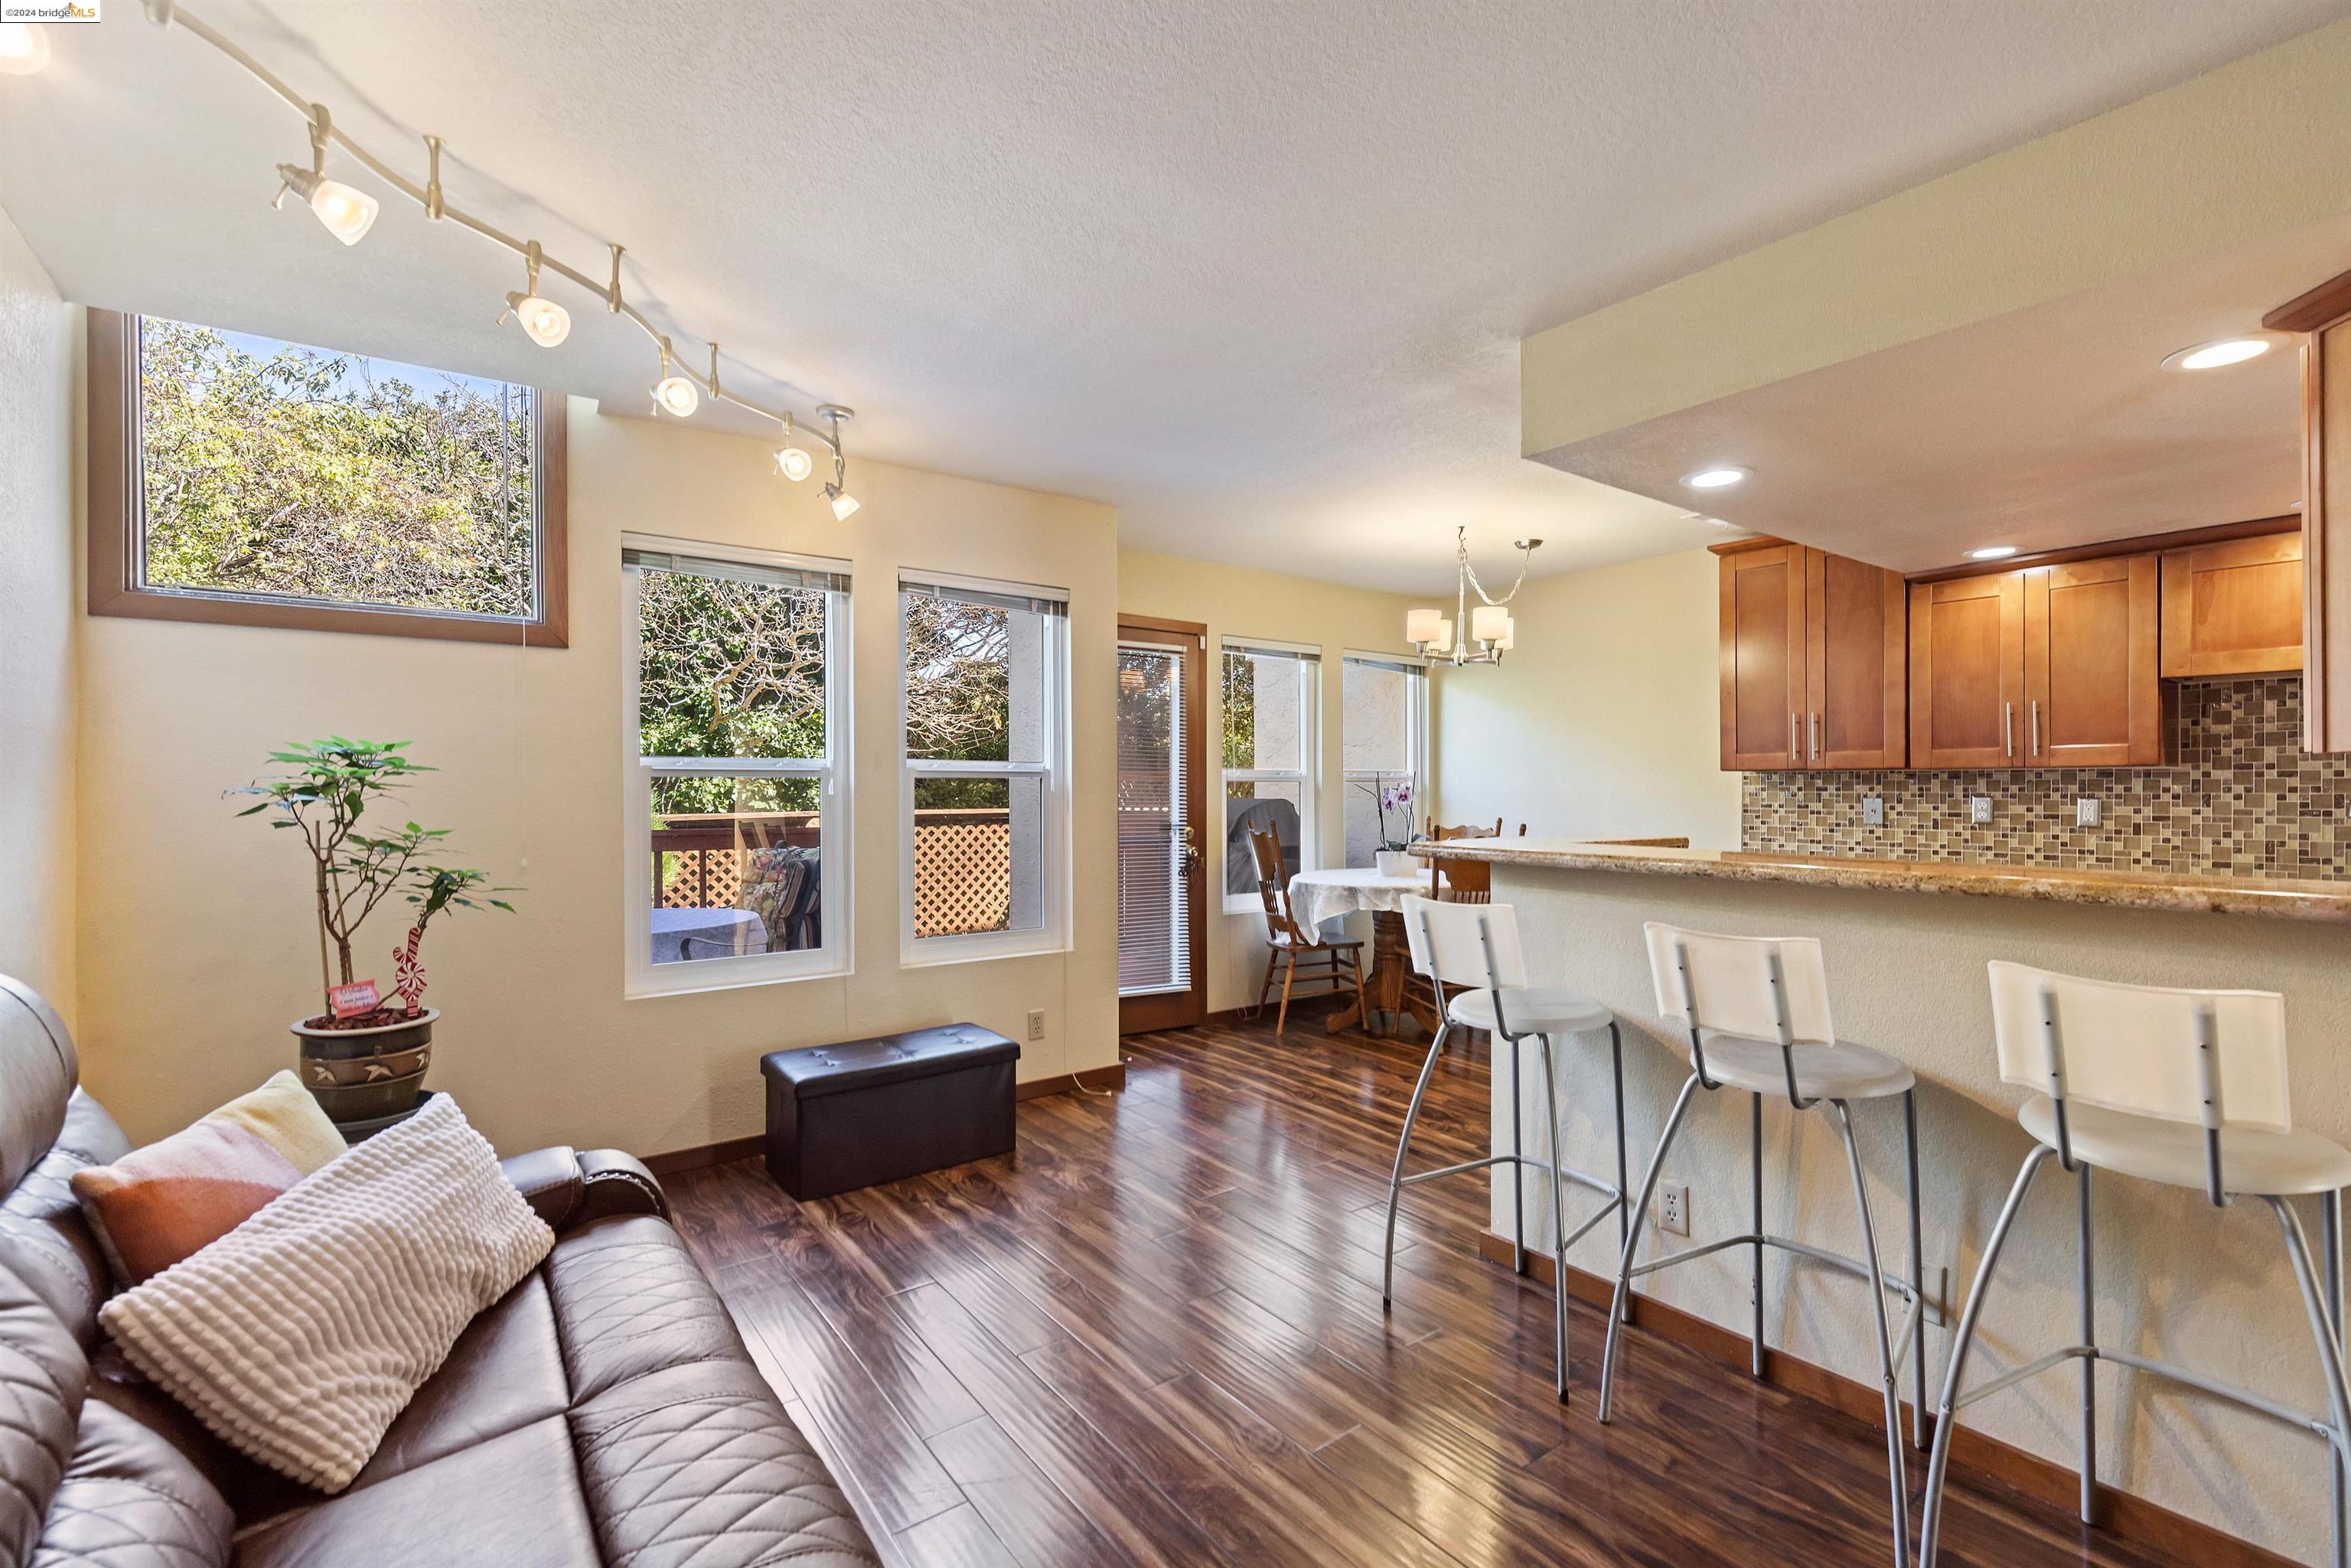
[[291, 1008, 435, 1125], [1375, 850, 1419, 878]]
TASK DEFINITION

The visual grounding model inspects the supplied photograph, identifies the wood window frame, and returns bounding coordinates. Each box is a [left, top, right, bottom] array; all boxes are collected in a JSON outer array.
[[85, 308, 569, 647]]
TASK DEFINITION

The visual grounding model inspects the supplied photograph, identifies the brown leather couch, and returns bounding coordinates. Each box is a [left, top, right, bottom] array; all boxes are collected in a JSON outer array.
[[0, 975, 882, 1567]]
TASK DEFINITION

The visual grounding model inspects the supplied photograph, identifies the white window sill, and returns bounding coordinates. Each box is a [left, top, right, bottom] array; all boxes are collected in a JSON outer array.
[[625, 955, 849, 1000], [899, 934, 1068, 970]]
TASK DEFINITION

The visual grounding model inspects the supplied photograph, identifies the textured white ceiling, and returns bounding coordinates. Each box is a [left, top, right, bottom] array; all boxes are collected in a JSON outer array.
[[2, 1, 2343, 592]]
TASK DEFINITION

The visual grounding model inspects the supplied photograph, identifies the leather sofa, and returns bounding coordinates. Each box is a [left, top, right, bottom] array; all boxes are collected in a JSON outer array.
[[0, 975, 882, 1568]]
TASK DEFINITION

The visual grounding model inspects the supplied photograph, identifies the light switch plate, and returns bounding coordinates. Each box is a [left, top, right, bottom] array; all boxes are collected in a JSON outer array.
[[1969, 797, 1993, 825], [1863, 796, 1884, 827], [2076, 797, 2102, 827]]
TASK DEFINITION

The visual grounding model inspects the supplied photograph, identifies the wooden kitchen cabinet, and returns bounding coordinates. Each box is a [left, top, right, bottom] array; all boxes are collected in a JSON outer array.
[[1718, 542, 1904, 770], [2159, 527, 2304, 678], [1910, 554, 2162, 768]]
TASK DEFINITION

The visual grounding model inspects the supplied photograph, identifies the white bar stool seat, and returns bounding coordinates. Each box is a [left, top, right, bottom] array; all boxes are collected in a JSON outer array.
[[1446, 986, 1612, 1038], [1380, 896, 1631, 1403], [1918, 962, 2351, 1566], [1691, 1032, 1916, 1102], [2014, 1094, 2351, 1197]]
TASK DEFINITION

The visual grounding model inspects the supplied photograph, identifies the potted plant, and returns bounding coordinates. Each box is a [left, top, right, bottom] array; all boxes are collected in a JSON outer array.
[[1356, 773, 1418, 875], [232, 738, 513, 1125]]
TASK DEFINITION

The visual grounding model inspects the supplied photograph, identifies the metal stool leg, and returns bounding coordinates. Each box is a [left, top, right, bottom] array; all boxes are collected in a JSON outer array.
[[2076, 1163, 2097, 1525], [1598, 1069, 1704, 1423], [1829, 1099, 1911, 1568], [1537, 1029, 1570, 1402], [2330, 1191, 2347, 1568], [2271, 1196, 2351, 1568], [1381, 1020, 1450, 1310], [1920, 1145, 2053, 1566], [1508, 1034, 1526, 1274], [1610, 1022, 1630, 1322], [1906, 1088, 1925, 1451], [1751, 1091, 1766, 1378]]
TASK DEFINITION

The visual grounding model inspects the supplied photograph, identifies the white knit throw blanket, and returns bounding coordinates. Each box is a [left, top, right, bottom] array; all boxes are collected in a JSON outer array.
[[100, 1093, 555, 1491]]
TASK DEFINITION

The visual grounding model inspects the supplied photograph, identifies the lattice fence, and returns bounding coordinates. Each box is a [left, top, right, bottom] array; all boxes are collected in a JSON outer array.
[[658, 849, 744, 910], [915, 812, 1012, 938]]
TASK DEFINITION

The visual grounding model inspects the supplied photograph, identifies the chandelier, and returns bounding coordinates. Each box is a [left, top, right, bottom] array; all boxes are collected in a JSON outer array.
[[1406, 527, 1541, 667]]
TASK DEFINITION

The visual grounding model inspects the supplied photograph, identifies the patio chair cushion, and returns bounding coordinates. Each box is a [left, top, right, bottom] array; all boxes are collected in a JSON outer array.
[[740, 846, 821, 951]]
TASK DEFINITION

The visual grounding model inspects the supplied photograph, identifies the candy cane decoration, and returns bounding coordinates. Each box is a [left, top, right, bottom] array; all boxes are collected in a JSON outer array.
[[393, 924, 428, 1016]]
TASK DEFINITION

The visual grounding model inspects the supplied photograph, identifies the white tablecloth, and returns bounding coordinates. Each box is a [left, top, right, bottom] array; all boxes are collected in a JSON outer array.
[[1286, 866, 1425, 932], [650, 907, 768, 964]]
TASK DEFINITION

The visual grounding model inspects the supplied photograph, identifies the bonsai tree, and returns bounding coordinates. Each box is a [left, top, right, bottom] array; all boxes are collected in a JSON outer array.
[[232, 738, 511, 1021]]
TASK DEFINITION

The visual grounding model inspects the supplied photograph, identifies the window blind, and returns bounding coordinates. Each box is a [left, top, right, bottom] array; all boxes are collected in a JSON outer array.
[[1224, 638, 1320, 663], [624, 544, 850, 595], [1342, 651, 1425, 676], [899, 572, 1068, 617]]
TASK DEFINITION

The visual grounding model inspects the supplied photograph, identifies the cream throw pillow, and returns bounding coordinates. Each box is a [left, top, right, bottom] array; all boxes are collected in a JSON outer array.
[[98, 1094, 554, 1492], [205, 1068, 347, 1175]]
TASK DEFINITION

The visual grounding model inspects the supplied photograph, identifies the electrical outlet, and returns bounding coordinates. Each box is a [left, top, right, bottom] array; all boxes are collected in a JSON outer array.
[[1862, 796, 1884, 827], [1655, 1182, 1690, 1237], [2076, 797, 2102, 827], [1969, 797, 1993, 826], [1026, 1009, 1046, 1042]]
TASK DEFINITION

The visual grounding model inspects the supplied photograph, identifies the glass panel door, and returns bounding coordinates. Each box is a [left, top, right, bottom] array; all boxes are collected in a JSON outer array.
[[1117, 625, 1206, 1032]]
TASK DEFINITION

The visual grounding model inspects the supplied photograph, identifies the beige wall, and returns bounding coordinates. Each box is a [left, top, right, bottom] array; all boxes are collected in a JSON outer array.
[[1432, 547, 1740, 850], [1497, 864, 2351, 1564], [74, 398, 1120, 1155], [1116, 549, 1425, 1012], [0, 208, 77, 1019]]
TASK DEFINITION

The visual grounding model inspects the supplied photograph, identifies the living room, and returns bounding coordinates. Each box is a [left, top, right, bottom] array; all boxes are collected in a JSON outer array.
[[9, 5, 2351, 1567]]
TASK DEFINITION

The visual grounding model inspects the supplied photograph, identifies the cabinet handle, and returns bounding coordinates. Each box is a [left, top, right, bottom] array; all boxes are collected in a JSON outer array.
[[2004, 702, 2014, 758], [1789, 713, 1798, 764], [1809, 712, 1820, 762], [2030, 699, 2040, 758]]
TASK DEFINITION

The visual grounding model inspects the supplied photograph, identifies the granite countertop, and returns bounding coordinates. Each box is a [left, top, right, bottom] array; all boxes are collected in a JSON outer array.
[[1407, 839, 2351, 923]]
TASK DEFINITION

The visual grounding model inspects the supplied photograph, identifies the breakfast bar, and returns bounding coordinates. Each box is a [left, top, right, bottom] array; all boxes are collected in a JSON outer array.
[[1421, 837, 2351, 1557]]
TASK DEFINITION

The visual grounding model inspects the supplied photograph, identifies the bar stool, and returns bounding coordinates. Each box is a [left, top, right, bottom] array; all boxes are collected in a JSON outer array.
[[1381, 895, 1629, 1401], [1919, 963, 2351, 1566], [1598, 922, 1925, 1568]]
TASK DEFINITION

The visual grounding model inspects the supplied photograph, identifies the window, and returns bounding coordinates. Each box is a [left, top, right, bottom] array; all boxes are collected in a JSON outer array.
[[1221, 640, 1319, 910], [624, 537, 849, 995], [1342, 653, 1428, 868], [900, 572, 1071, 963], [86, 309, 566, 644]]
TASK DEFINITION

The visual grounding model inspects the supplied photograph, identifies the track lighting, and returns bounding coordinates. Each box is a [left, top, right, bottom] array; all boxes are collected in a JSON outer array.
[[0, 22, 49, 74], [272, 104, 379, 246], [498, 240, 569, 347], [651, 338, 699, 418], [817, 406, 858, 519], [774, 414, 813, 482]]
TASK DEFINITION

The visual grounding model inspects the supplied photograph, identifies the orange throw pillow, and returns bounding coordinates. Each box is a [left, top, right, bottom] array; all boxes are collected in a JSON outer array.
[[71, 1120, 305, 1286]]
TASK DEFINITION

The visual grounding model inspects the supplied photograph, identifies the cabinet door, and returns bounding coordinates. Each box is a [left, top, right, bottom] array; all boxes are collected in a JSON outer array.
[[1909, 573, 2024, 768], [1805, 549, 1906, 768], [1719, 544, 1805, 770], [2160, 530, 2304, 677], [2026, 554, 2162, 767]]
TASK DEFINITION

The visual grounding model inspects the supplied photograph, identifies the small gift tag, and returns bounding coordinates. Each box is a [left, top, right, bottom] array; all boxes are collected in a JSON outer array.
[[329, 980, 382, 1019]]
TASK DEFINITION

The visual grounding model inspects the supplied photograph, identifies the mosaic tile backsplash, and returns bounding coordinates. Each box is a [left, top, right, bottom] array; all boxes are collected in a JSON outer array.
[[1740, 677, 2351, 881]]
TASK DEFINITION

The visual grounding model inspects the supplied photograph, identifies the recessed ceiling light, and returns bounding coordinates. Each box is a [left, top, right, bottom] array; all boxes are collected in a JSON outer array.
[[1682, 466, 1750, 490], [1967, 545, 2019, 560], [2161, 335, 2279, 372]]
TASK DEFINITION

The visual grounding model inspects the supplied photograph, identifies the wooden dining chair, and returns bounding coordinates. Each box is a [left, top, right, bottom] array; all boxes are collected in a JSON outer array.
[[1247, 827, 1368, 1038]]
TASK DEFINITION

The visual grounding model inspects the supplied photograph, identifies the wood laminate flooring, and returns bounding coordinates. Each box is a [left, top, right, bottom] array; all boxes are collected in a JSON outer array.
[[667, 1014, 2182, 1568]]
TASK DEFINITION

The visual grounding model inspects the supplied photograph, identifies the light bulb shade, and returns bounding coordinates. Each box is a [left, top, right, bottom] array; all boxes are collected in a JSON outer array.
[[0, 22, 49, 73], [1435, 618, 1454, 654], [1495, 615, 1515, 651], [653, 374, 699, 417], [506, 292, 570, 347], [775, 445, 814, 482], [826, 484, 860, 521], [1405, 608, 1443, 645], [1471, 605, 1510, 644], [307, 178, 380, 246]]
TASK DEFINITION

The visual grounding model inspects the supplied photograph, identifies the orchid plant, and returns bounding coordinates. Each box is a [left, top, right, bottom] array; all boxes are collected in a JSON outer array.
[[1355, 772, 1417, 852]]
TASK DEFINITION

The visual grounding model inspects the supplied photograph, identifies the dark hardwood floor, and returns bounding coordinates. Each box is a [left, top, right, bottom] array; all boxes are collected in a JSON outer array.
[[667, 1014, 2178, 1568]]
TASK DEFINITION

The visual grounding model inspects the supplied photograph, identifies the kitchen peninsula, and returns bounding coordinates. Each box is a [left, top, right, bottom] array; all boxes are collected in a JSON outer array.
[[1423, 836, 2351, 1557]]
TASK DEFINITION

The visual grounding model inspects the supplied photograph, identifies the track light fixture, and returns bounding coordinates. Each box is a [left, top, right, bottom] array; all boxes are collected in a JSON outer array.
[[272, 104, 379, 246], [817, 406, 859, 519], [499, 240, 570, 347], [0, 21, 50, 74], [651, 338, 699, 418], [149, 2, 861, 464], [774, 413, 814, 482]]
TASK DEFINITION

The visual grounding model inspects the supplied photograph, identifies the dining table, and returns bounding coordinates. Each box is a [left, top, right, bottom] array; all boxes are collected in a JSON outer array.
[[1285, 865, 1442, 1038]]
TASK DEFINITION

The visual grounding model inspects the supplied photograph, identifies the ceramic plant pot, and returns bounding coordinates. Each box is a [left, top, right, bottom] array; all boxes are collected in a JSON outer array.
[[290, 1007, 436, 1124]]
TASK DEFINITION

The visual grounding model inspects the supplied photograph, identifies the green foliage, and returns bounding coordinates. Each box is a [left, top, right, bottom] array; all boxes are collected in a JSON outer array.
[[1221, 650, 1257, 795], [637, 569, 827, 813], [139, 320, 534, 615], [230, 738, 513, 1008]]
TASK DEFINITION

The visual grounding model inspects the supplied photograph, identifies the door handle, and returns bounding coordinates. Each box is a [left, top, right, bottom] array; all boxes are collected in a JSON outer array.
[[1808, 712, 1819, 762], [2029, 700, 2040, 758], [1789, 713, 1798, 764], [2004, 702, 2014, 758]]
